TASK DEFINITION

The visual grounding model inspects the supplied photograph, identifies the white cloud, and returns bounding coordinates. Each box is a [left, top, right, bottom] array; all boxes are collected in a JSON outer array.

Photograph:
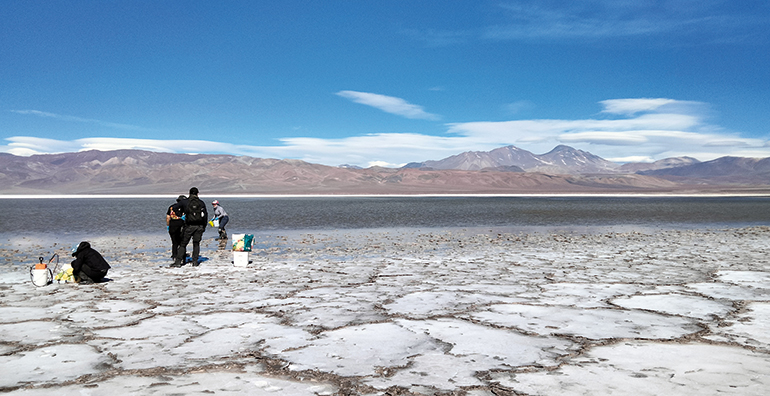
[[10, 110, 151, 131], [269, 133, 485, 166], [367, 160, 402, 168], [336, 91, 440, 120], [3, 136, 81, 156], [606, 155, 655, 163], [443, 98, 770, 162], [2, 137, 230, 158], [704, 139, 753, 147], [559, 132, 648, 146], [600, 99, 677, 115], [4, 98, 770, 166], [0, 133, 483, 169]]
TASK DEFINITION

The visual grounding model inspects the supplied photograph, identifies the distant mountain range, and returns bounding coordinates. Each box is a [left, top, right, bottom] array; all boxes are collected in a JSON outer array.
[[638, 156, 770, 184], [407, 145, 770, 185], [407, 145, 619, 174], [0, 146, 768, 195]]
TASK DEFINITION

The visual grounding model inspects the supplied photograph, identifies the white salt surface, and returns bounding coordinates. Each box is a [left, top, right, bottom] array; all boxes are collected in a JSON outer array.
[[611, 293, 734, 320], [1, 227, 770, 395], [493, 341, 770, 395]]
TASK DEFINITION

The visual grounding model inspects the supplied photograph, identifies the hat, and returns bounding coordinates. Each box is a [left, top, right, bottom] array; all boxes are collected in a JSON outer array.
[[212, 200, 219, 205], [177, 195, 186, 202]]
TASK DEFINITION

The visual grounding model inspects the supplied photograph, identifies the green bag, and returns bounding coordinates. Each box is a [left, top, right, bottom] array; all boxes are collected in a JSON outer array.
[[232, 234, 253, 252]]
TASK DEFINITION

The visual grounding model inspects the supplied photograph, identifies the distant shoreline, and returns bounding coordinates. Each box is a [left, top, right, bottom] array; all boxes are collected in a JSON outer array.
[[2, 192, 770, 199]]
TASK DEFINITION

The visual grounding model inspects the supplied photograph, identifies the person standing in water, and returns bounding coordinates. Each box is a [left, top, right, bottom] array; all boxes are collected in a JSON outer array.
[[211, 200, 229, 240]]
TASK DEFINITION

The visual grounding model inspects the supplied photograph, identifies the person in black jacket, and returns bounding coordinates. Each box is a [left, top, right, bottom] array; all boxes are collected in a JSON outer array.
[[71, 241, 111, 284], [166, 195, 186, 260], [173, 187, 208, 267]]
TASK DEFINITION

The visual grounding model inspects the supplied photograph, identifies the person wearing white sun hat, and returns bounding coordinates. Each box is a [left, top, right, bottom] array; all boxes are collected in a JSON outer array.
[[211, 200, 229, 240]]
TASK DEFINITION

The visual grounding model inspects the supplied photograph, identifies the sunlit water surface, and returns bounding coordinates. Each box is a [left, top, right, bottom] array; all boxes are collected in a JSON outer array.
[[4, 196, 769, 237]]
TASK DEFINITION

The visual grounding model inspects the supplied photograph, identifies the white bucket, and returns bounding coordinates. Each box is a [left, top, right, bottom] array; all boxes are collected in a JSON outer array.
[[32, 268, 52, 287], [233, 251, 249, 267]]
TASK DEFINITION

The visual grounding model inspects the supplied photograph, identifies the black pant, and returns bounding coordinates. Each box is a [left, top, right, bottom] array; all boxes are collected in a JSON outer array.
[[169, 221, 184, 259], [77, 266, 108, 283], [177, 224, 205, 265]]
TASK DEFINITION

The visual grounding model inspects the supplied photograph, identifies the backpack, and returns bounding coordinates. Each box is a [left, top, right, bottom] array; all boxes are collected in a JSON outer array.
[[186, 196, 206, 223]]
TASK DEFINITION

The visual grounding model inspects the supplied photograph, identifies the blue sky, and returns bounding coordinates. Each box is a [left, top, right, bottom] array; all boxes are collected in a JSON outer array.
[[2, 0, 769, 167]]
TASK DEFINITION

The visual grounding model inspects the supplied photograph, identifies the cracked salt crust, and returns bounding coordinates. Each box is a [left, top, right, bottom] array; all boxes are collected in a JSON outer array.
[[1, 227, 769, 395]]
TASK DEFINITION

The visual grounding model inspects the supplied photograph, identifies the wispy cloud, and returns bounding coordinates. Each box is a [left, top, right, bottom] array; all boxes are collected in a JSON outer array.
[[486, 1, 689, 40], [336, 91, 440, 120], [4, 98, 770, 166], [399, 1, 770, 44], [600, 99, 678, 115], [10, 110, 152, 131], [504, 100, 535, 115], [400, 28, 472, 47]]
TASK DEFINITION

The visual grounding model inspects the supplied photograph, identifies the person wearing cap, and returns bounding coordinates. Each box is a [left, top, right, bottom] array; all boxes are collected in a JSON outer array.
[[174, 187, 208, 267], [166, 195, 186, 260], [211, 200, 229, 240]]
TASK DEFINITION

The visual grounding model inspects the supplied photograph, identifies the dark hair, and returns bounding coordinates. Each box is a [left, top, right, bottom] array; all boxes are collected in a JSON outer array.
[[176, 195, 186, 202], [189, 187, 199, 195]]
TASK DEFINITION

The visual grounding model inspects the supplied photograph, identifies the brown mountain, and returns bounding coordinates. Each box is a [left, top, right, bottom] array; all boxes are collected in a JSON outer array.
[[639, 156, 770, 185], [0, 149, 693, 195], [0, 149, 768, 195], [405, 145, 770, 187]]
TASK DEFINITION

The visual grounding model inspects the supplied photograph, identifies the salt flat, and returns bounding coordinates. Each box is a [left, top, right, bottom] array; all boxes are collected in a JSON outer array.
[[1, 227, 769, 395]]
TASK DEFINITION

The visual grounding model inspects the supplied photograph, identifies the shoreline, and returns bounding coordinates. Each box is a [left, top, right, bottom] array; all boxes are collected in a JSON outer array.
[[2, 192, 770, 199]]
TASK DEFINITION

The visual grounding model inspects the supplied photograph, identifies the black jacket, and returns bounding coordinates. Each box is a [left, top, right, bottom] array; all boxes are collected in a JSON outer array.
[[180, 194, 208, 226], [71, 241, 111, 279]]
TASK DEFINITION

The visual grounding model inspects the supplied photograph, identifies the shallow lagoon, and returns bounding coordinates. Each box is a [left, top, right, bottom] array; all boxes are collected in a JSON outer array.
[[4, 196, 770, 236]]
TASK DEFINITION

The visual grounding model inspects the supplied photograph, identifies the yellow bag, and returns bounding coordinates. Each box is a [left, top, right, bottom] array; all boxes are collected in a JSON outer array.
[[54, 263, 76, 283]]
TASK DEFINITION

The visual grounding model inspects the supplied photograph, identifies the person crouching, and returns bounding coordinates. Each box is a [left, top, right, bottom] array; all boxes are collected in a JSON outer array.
[[71, 241, 111, 284], [211, 200, 229, 240]]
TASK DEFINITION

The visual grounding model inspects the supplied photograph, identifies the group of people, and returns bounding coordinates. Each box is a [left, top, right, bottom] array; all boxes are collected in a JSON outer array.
[[165, 187, 229, 267], [59, 186, 228, 285]]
